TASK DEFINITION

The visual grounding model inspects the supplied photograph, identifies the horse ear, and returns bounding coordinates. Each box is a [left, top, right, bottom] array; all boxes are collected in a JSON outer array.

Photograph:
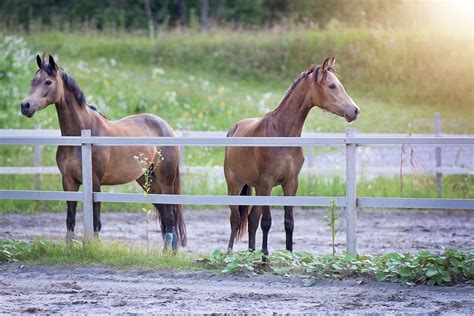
[[36, 55, 43, 69], [48, 55, 58, 70], [322, 57, 329, 72], [330, 57, 336, 67]]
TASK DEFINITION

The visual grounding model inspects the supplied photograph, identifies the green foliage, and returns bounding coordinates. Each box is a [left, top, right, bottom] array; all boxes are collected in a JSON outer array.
[[0, 0, 404, 31], [0, 36, 32, 82], [199, 248, 474, 286], [0, 238, 196, 269], [197, 249, 267, 276]]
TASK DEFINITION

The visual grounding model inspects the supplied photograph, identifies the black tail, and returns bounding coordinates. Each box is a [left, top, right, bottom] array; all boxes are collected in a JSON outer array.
[[174, 163, 187, 246], [236, 184, 251, 240], [155, 163, 187, 247]]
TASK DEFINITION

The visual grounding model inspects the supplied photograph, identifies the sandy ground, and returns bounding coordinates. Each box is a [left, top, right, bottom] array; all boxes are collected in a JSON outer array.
[[1, 208, 473, 313], [1, 208, 473, 254], [1, 263, 473, 314]]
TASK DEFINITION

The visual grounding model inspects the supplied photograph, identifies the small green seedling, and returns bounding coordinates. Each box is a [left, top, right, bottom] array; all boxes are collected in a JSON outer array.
[[323, 200, 339, 256]]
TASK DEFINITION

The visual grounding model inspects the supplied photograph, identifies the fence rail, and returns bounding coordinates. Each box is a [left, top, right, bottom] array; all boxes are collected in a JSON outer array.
[[1, 127, 473, 253]]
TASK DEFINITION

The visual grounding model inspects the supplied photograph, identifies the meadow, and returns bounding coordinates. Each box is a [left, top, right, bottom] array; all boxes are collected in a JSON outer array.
[[0, 28, 472, 212]]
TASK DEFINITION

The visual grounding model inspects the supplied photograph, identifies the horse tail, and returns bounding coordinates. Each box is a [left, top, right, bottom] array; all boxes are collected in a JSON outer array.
[[174, 162, 187, 247], [236, 184, 251, 240]]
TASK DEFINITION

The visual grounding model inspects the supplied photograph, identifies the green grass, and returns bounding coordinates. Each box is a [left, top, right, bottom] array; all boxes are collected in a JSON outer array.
[[0, 238, 196, 269], [2, 239, 472, 286]]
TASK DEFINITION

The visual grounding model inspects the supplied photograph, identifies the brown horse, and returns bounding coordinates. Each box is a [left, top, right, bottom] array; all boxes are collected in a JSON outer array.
[[20, 55, 186, 251], [224, 57, 359, 255]]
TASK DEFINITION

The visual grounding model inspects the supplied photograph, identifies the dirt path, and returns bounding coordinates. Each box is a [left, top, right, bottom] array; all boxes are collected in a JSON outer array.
[[1, 208, 473, 254], [1, 263, 473, 314]]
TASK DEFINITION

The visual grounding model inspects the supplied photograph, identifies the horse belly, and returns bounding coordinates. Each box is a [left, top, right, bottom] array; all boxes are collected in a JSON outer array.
[[100, 146, 153, 185], [225, 147, 261, 185]]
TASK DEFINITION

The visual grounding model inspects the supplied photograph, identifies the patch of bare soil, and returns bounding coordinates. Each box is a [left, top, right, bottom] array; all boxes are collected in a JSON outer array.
[[1, 208, 473, 254], [0, 263, 472, 314]]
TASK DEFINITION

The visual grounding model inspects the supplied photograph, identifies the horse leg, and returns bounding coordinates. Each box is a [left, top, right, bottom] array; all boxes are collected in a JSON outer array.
[[256, 185, 272, 257], [93, 180, 102, 238], [248, 206, 261, 251], [63, 176, 80, 244], [282, 178, 298, 252]]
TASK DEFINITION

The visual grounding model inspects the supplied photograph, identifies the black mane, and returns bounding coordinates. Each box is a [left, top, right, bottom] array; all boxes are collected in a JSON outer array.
[[61, 70, 87, 106], [60, 69, 107, 118]]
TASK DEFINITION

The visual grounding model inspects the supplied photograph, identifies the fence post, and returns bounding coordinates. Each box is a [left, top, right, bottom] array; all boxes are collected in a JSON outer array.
[[81, 129, 94, 241], [179, 130, 188, 170], [434, 113, 442, 197], [34, 123, 42, 190], [345, 127, 357, 254]]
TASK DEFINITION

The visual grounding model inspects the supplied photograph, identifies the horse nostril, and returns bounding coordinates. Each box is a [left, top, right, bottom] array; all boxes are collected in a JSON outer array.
[[22, 102, 30, 110], [354, 108, 359, 116]]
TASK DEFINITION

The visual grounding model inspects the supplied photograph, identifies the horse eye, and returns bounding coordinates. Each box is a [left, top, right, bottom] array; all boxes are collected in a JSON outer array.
[[45, 80, 52, 86], [328, 84, 336, 89]]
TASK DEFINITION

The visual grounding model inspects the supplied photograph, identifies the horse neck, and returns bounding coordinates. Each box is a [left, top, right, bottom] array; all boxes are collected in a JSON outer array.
[[270, 78, 312, 137], [55, 89, 96, 136]]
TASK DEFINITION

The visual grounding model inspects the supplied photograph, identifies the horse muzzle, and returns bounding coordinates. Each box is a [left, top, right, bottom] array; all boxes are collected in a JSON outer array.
[[20, 101, 36, 118], [344, 106, 360, 122]]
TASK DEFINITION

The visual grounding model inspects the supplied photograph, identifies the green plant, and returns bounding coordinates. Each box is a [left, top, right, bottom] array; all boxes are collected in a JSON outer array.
[[198, 248, 474, 286], [323, 200, 339, 255], [0, 238, 196, 268], [196, 249, 267, 276], [133, 150, 164, 250]]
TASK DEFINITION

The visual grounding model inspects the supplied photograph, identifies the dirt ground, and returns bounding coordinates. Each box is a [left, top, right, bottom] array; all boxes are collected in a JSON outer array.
[[1, 263, 473, 314], [1, 208, 473, 313], [1, 208, 473, 254]]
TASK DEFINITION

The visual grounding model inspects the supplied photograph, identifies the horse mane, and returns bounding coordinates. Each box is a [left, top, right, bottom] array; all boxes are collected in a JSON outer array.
[[60, 69, 107, 118], [275, 65, 319, 108], [274, 63, 338, 109], [61, 70, 87, 106]]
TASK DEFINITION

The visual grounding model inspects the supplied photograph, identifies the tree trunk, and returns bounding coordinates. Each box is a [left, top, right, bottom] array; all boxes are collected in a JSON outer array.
[[144, 0, 155, 39], [178, 0, 187, 27], [201, 0, 209, 31]]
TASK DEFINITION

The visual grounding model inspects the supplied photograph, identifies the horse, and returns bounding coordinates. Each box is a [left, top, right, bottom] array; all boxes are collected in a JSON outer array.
[[20, 55, 186, 251], [224, 57, 360, 256]]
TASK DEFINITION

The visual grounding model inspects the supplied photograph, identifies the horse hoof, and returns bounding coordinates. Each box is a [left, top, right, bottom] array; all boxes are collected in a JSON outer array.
[[171, 231, 178, 252], [66, 231, 74, 245], [163, 233, 173, 252]]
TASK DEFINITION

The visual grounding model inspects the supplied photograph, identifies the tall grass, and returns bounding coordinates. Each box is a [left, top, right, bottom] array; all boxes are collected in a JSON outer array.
[[22, 28, 473, 109], [0, 238, 196, 268]]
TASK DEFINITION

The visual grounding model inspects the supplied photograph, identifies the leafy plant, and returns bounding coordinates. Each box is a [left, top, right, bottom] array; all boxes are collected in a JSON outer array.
[[198, 248, 474, 286]]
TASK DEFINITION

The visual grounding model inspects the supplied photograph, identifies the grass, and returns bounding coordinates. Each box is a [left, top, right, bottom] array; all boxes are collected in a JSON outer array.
[[0, 238, 195, 269], [2, 239, 472, 286]]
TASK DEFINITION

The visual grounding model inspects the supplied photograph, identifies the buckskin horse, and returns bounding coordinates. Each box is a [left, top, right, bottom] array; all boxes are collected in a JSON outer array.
[[224, 57, 359, 255], [20, 55, 186, 251]]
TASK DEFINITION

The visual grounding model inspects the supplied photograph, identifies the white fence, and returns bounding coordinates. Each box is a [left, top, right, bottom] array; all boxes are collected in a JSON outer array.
[[1, 128, 473, 253], [1, 116, 473, 193]]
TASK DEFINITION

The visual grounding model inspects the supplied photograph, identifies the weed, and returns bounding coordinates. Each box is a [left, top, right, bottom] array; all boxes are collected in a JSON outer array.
[[198, 248, 474, 286], [323, 200, 339, 256]]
